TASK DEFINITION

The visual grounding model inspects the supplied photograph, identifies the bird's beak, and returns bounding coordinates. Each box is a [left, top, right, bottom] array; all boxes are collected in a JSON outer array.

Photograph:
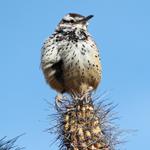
[[79, 15, 94, 23], [84, 15, 94, 22]]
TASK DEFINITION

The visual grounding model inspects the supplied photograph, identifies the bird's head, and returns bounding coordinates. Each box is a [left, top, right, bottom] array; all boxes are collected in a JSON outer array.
[[57, 13, 94, 31]]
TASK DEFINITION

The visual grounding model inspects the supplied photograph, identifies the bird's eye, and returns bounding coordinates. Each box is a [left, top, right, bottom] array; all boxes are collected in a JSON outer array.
[[62, 19, 70, 23], [62, 19, 75, 23], [70, 20, 75, 23]]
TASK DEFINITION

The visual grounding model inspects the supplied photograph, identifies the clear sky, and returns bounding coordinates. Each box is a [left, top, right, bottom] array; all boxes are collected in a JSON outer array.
[[0, 0, 150, 149]]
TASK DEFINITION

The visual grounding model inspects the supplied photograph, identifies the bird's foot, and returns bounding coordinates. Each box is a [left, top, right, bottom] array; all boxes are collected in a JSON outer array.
[[71, 90, 80, 101], [81, 87, 93, 103], [55, 93, 66, 111], [70, 87, 93, 103]]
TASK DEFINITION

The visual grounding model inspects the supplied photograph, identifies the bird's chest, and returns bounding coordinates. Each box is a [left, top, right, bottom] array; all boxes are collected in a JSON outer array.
[[61, 40, 98, 74]]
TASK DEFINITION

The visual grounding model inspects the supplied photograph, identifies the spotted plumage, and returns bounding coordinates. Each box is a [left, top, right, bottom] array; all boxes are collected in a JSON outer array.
[[41, 13, 102, 107]]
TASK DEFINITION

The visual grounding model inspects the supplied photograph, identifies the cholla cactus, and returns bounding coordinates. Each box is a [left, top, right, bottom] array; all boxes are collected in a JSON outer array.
[[0, 136, 22, 150], [48, 93, 121, 150]]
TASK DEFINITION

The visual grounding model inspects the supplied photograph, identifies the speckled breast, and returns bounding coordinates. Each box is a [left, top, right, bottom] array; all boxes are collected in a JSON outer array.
[[61, 39, 102, 93]]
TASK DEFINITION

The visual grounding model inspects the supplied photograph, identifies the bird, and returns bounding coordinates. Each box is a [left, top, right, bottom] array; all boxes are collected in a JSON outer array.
[[41, 13, 102, 108]]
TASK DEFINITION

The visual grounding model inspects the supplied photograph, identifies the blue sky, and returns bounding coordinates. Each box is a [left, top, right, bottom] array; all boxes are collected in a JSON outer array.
[[0, 0, 150, 149]]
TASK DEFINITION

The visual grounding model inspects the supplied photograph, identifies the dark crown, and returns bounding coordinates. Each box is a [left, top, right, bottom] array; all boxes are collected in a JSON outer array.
[[60, 13, 93, 24]]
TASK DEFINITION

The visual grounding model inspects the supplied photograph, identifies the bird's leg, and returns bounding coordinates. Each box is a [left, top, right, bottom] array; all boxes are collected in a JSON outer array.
[[71, 90, 80, 101], [81, 86, 93, 102], [55, 92, 64, 110]]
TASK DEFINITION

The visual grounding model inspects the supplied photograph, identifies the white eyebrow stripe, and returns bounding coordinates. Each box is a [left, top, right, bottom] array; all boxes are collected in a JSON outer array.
[[75, 16, 82, 20], [64, 15, 72, 21]]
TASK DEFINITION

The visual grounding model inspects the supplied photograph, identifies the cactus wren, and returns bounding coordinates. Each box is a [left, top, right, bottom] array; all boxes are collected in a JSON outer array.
[[41, 13, 102, 108]]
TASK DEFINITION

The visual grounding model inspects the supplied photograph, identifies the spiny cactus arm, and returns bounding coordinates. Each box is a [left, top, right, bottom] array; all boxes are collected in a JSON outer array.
[[0, 135, 23, 150], [48, 94, 121, 150]]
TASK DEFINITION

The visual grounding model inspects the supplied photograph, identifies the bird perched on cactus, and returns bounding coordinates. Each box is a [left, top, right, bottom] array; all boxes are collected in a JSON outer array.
[[41, 13, 102, 108]]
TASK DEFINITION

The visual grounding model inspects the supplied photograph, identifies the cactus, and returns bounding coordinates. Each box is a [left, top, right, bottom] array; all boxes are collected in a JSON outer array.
[[48, 93, 121, 150], [0, 136, 22, 150]]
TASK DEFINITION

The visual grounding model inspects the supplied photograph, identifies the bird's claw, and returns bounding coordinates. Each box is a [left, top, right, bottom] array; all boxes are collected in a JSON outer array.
[[55, 94, 67, 111], [71, 87, 93, 103], [80, 87, 93, 103], [71, 90, 79, 100], [80, 92, 91, 103]]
